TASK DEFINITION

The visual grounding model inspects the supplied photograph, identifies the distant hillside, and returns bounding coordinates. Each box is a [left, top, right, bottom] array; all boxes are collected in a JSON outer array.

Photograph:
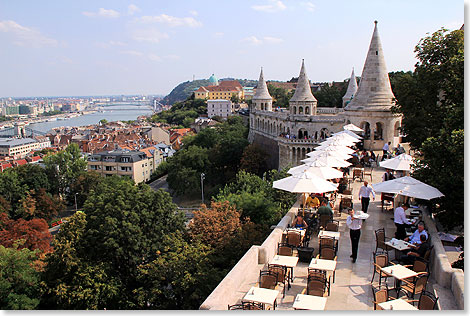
[[163, 78, 258, 105]]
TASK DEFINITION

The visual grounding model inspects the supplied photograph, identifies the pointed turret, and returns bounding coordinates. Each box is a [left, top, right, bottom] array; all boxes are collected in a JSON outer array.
[[342, 68, 357, 107], [252, 67, 273, 111], [253, 68, 272, 100], [345, 21, 396, 111], [290, 59, 317, 102]]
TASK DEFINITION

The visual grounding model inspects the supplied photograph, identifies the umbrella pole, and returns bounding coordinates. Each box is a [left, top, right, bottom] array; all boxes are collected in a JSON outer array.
[[302, 193, 306, 217]]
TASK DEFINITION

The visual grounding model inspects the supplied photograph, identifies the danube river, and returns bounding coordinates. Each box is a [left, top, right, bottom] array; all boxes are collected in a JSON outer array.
[[27, 105, 154, 133]]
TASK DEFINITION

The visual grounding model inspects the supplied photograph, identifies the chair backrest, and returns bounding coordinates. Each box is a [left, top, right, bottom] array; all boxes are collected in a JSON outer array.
[[414, 273, 429, 294], [277, 243, 293, 256], [423, 245, 434, 261], [320, 247, 336, 260], [413, 260, 428, 273], [259, 270, 278, 290], [353, 169, 362, 176], [371, 284, 389, 310], [319, 214, 332, 228], [287, 231, 301, 247], [228, 303, 244, 310], [268, 264, 286, 282], [374, 252, 389, 270], [341, 197, 353, 208], [307, 279, 326, 297], [320, 236, 335, 249], [308, 269, 327, 282], [418, 290, 438, 310], [325, 222, 338, 232], [343, 188, 352, 196]]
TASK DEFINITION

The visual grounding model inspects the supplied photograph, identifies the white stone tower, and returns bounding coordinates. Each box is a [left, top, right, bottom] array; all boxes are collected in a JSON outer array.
[[343, 21, 402, 150], [289, 59, 317, 115], [342, 68, 358, 107], [252, 67, 273, 111]]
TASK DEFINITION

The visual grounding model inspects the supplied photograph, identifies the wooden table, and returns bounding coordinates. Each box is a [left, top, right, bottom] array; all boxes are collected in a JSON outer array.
[[293, 294, 327, 310], [243, 287, 279, 310], [380, 264, 419, 295], [378, 298, 418, 310], [318, 230, 340, 240]]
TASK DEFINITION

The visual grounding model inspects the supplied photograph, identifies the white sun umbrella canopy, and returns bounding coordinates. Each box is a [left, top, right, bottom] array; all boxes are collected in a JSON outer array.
[[308, 147, 353, 160], [379, 153, 414, 171], [372, 176, 444, 200], [333, 130, 363, 140], [288, 160, 344, 179], [315, 143, 356, 155], [343, 123, 364, 132], [302, 152, 351, 168], [326, 133, 361, 144], [273, 171, 339, 194]]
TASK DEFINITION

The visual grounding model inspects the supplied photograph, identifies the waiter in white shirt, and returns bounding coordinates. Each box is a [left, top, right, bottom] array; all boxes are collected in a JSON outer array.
[[358, 181, 375, 213], [394, 203, 412, 240], [346, 209, 363, 263]]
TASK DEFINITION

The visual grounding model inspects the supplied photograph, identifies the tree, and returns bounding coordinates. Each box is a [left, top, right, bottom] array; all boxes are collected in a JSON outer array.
[[268, 84, 293, 108], [69, 171, 103, 209], [0, 245, 42, 310], [239, 144, 268, 176], [99, 119, 108, 125], [230, 94, 240, 104], [44, 143, 87, 198], [313, 83, 347, 108]]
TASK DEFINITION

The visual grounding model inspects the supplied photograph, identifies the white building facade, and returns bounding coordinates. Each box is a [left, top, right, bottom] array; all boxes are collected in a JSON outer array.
[[207, 99, 233, 118]]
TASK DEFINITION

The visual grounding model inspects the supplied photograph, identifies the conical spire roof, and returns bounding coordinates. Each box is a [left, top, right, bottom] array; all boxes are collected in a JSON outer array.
[[342, 68, 357, 102], [345, 21, 396, 111], [290, 59, 317, 102], [252, 67, 272, 100]]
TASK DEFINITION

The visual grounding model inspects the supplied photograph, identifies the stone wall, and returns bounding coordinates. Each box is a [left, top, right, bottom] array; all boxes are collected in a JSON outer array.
[[252, 132, 279, 170]]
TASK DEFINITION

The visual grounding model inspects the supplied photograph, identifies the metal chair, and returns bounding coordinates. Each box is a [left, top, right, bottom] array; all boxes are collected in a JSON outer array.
[[259, 270, 278, 290], [268, 264, 288, 297], [228, 302, 264, 310], [277, 242, 294, 256], [399, 272, 429, 299], [286, 231, 302, 247], [371, 251, 390, 285], [325, 220, 339, 232], [319, 214, 332, 230], [371, 284, 396, 310], [408, 290, 439, 310], [319, 236, 337, 254], [375, 228, 392, 253], [316, 247, 337, 283], [307, 274, 328, 297]]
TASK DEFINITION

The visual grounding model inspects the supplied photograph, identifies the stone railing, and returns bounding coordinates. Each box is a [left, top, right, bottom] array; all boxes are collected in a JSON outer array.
[[422, 208, 464, 309], [317, 107, 344, 114], [277, 137, 321, 145]]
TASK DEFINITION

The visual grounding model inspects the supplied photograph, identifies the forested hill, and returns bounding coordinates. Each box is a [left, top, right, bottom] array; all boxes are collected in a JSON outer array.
[[163, 78, 258, 105]]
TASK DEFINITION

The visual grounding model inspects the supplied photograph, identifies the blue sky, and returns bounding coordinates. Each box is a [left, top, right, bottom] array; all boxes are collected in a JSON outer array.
[[0, 0, 463, 97]]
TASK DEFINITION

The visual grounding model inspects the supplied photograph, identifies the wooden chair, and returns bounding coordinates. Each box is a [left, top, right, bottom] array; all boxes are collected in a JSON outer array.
[[364, 166, 373, 181], [405, 259, 428, 273], [307, 275, 328, 297], [408, 290, 439, 310], [268, 264, 288, 297], [371, 284, 396, 310], [371, 251, 389, 285], [422, 245, 434, 262], [352, 168, 364, 181], [399, 272, 429, 299], [319, 214, 332, 230], [307, 269, 330, 295], [319, 236, 337, 254], [277, 242, 294, 256], [259, 270, 278, 290], [340, 196, 353, 212], [286, 231, 302, 247], [325, 220, 339, 232], [375, 228, 392, 253], [316, 247, 337, 283], [228, 302, 264, 310]]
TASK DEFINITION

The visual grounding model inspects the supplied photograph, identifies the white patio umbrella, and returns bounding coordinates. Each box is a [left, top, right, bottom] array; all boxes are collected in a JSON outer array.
[[379, 153, 414, 171], [315, 143, 356, 155], [308, 147, 353, 160], [288, 160, 344, 179], [343, 123, 364, 132], [302, 152, 351, 168], [333, 130, 363, 140], [326, 133, 361, 144], [371, 176, 444, 200]]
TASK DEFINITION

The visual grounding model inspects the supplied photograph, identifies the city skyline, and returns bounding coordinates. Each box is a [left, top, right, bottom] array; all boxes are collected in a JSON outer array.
[[0, 0, 463, 98]]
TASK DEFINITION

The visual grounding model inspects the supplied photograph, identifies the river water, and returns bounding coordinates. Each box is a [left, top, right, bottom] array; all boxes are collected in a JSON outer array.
[[27, 105, 153, 133]]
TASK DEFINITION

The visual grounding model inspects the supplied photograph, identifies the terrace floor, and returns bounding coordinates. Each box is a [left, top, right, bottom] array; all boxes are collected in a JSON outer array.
[[232, 167, 459, 310]]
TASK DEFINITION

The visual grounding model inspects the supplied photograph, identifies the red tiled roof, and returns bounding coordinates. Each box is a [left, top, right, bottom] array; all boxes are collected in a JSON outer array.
[[15, 159, 27, 166]]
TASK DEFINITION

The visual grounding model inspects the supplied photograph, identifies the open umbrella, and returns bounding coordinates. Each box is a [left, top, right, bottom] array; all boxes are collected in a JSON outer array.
[[308, 147, 353, 160], [326, 133, 361, 144], [343, 123, 364, 132], [315, 143, 356, 155], [288, 160, 344, 179], [302, 152, 351, 168], [379, 153, 414, 171], [371, 176, 444, 200], [333, 130, 363, 140]]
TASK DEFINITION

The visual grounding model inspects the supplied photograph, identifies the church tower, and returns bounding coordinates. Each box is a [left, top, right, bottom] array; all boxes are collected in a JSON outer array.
[[252, 67, 273, 111], [342, 68, 357, 107], [289, 59, 317, 115]]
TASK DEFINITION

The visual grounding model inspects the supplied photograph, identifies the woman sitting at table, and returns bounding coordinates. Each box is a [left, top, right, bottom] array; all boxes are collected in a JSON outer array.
[[293, 215, 308, 230]]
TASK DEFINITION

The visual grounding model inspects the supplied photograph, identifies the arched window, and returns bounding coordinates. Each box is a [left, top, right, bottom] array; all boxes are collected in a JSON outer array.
[[394, 121, 401, 137], [361, 122, 371, 140], [299, 107, 304, 114], [375, 122, 384, 140], [305, 107, 310, 114], [293, 107, 297, 114]]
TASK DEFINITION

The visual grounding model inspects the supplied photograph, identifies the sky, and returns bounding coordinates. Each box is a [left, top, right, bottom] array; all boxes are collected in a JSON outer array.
[[0, 0, 463, 97]]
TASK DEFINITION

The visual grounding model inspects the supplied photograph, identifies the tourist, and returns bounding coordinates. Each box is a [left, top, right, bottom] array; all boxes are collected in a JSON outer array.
[[400, 234, 430, 265], [405, 221, 428, 245], [317, 199, 333, 217], [382, 142, 391, 159], [369, 150, 376, 162], [396, 143, 405, 155], [358, 181, 375, 213], [382, 169, 395, 182], [293, 214, 308, 229], [346, 209, 363, 263], [305, 193, 320, 209], [394, 203, 413, 240]]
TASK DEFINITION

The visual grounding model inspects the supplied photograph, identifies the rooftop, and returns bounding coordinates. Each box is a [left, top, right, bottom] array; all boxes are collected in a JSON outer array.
[[0, 138, 37, 148]]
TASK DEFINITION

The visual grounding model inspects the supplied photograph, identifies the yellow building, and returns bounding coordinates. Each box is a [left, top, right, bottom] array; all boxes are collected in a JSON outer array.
[[194, 80, 244, 100]]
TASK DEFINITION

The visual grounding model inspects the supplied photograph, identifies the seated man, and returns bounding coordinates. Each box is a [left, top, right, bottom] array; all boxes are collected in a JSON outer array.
[[292, 215, 308, 230], [405, 221, 428, 245], [305, 193, 320, 209], [401, 234, 430, 265], [317, 199, 333, 217]]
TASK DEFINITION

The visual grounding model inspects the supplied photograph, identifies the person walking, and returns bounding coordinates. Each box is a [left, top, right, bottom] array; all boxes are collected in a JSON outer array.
[[382, 142, 391, 160], [394, 203, 412, 240], [347, 209, 363, 263], [358, 181, 375, 213]]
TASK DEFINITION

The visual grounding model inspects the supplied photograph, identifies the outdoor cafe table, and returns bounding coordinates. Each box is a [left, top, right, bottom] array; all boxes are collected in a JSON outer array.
[[270, 255, 299, 284], [385, 238, 414, 260], [309, 258, 337, 283], [286, 228, 306, 238], [318, 230, 340, 240], [380, 264, 419, 294], [243, 286, 279, 310], [378, 298, 418, 310], [293, 294, 327, 310]]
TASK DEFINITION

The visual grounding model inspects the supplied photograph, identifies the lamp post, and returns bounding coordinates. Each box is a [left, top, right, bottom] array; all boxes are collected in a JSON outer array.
[[74, 193, 78, 212], [200, 173, 205, 204]]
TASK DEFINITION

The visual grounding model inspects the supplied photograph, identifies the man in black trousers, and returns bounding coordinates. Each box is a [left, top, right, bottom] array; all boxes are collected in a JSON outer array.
[[358, 181, 375, 213], [346, 209, 363, 263]]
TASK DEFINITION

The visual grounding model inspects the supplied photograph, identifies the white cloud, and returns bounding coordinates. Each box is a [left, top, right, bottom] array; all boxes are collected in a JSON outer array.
[[251, 0, 286, 13], [137, 14, 202, 27], [0, 20, 58, 47], [301, 1, 315, 12], [96, 40, 127, 48], [214, 32, 224, 38], [128, 4, 141, 15], [131, 28, 169, 43], [120, 50, 144, 56], [189, 10, 198, 16], [148, 53, 162, 61], [242, 35, 283, 45], [82, 8, 120, 18], [164, 54, 180, 60]]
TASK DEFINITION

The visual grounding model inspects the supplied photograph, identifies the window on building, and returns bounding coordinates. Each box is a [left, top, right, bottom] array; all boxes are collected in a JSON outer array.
[[105, 166, 113, 171]]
